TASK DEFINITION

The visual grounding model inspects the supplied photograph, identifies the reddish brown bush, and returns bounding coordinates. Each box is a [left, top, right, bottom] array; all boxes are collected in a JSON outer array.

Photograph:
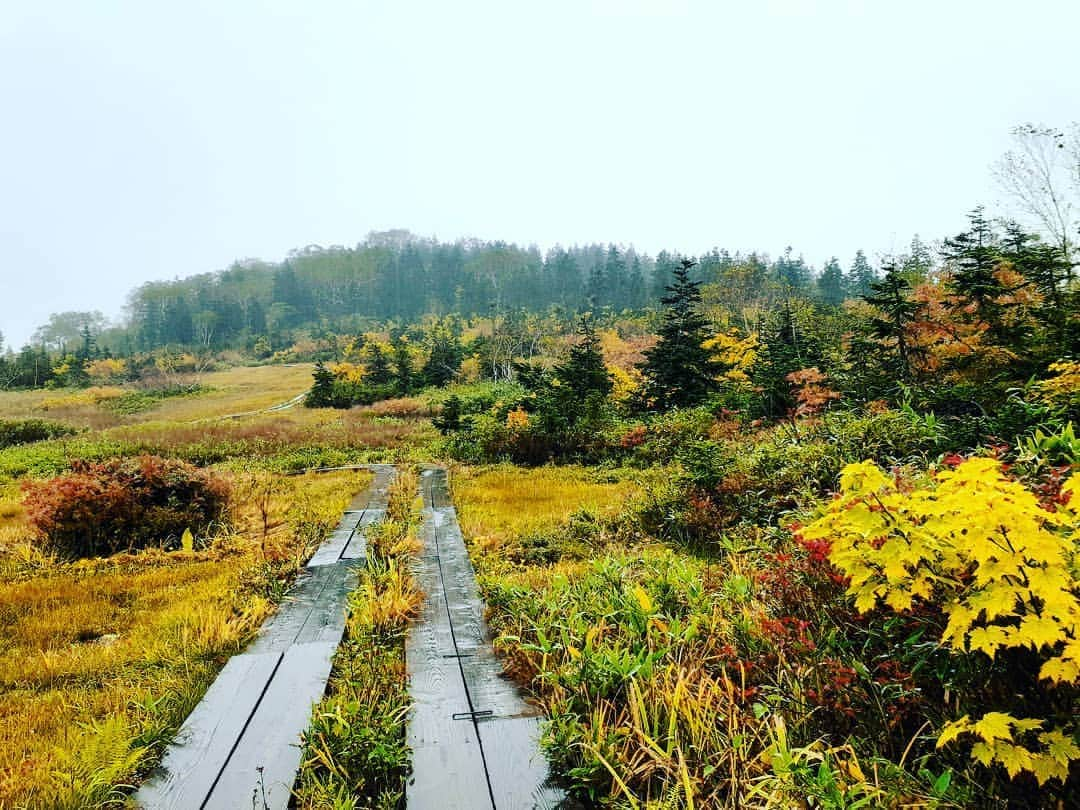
[[21, 455, 230, 558]]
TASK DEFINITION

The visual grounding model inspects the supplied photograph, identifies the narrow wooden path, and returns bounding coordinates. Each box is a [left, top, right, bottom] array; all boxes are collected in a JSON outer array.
[[136, 465, 396, 810], [406, 467, 566, 810]]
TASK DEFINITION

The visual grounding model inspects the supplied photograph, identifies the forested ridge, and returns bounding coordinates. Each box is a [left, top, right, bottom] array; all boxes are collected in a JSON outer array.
[[4, 225, 926, 383]]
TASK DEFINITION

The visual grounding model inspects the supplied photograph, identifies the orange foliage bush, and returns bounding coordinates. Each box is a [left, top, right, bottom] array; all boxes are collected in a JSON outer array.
[[22, 456, 230, 558]]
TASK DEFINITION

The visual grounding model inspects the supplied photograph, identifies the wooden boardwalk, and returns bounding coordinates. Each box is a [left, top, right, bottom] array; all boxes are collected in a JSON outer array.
[[406, 467, 567, 810], [135, 465, 396, 810]]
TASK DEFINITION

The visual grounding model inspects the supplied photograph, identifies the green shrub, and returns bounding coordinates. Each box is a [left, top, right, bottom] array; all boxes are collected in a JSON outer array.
[[0, 418, 77, 449], [99, 384, 209, 415]]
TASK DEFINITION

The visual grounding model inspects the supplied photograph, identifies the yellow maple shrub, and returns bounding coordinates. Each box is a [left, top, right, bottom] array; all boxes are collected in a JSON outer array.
[[801, 457, 1080, 784]]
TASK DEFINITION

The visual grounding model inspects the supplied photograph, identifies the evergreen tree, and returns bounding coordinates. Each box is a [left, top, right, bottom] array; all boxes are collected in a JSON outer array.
[[604, 246, 628, 309], [421, 327, 463, 387], [306, 361, 337, 407], [651, 251, 679, 301], [638, 260, 721, 410], [863, 264, 921, 381], [817, 257, 845, 306], [76, 322, 97, 363], [901, 234, 934, 281], [755, 302, 812, 415], [847, 249, 876, 298], [365, 344, 393, 386], [774, 246, 811, 290], [432, 394, 463, 434], [942, 208, 1000, 310], [586, 261, 608, 309], [392, 339, 415, 395], [555, 315, 612, 401]]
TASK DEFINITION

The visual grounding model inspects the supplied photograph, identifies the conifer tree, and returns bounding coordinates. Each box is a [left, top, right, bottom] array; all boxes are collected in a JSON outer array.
[[365, 344, 393, 387], [421, 327, 463, 387], [863, 264, 921, 381], [846, 249, 876, 298], [392, 339, 415, 395], [555, 315, 612, 401], [817, 257, 845, 306], [638, 259, 721, 410], [306, 361, 336, 407], [433, 394, 463, 434]]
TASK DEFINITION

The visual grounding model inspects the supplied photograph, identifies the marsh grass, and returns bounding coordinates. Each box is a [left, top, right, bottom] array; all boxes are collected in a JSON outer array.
[[0, 467, 370, 809]]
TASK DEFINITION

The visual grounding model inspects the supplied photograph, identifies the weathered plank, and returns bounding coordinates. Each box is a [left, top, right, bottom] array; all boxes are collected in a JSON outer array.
[[135, 651, 281, 810], [341, 507, 385, 561], [201, 640, 339, 810], [246, 563, 339, 655], [478, 716, 567, 810]]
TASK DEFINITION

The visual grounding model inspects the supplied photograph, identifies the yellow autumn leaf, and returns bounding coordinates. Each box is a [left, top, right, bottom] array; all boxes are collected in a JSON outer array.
[[1040, 729, 1080, 763], [1030, 753, 1069, 786], [936, 717, 970, 748], [967, 625, 1009, 656], [1017, 615, 1064, 652], [632, 585, 654, 614], [971, 712, 1015, 743], [994, 742, 1033, 779], [1039, 657, 1080, 684]]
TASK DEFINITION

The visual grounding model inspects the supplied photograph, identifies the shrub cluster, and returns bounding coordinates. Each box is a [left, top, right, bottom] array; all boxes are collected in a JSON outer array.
[[22, 455, 230, 558], [0, 418, 76, 449]]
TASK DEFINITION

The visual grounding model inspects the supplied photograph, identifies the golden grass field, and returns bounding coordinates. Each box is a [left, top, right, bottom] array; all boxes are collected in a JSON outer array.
[[0, 364, 314, 430]]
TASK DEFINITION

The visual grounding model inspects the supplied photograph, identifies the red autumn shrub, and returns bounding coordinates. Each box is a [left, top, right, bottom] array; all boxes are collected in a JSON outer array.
[[21, 455, 230, 558]]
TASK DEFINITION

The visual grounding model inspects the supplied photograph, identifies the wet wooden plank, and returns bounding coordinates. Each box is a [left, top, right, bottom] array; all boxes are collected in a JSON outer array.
[[409, 733, 492, 810], [135, 652, 281, 809], [307, 527, 357, 567], [202, 640, 339, 810], [246, 565, 336, 655], [478, 716, 567, 810], [294, 562, 357, 646], [341, 507, 385, 561], [137, 471, 390, 808], [459, 647, 542, 720]]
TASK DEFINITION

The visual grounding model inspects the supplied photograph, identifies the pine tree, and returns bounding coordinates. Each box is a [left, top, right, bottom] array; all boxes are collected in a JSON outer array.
[[555, 315, 612, 401], [392, 339, 415, 395], [847, 249, 876, 298], [433, 394, 463, 434], [901, 234, 934, 281], [774, 246, 811, 291], [421, 327, 463, 387], [755, 302, 811, 415], [365, 344, 393, 386], [863, 264, 921, 381], [817, 257, 845, 306], [306, 361, 336, 408], [638, 260, 721, 410]]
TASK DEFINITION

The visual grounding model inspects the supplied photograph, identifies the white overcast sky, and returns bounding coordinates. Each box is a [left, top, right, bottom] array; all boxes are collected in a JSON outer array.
[[1, 1, 1077, 347]]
